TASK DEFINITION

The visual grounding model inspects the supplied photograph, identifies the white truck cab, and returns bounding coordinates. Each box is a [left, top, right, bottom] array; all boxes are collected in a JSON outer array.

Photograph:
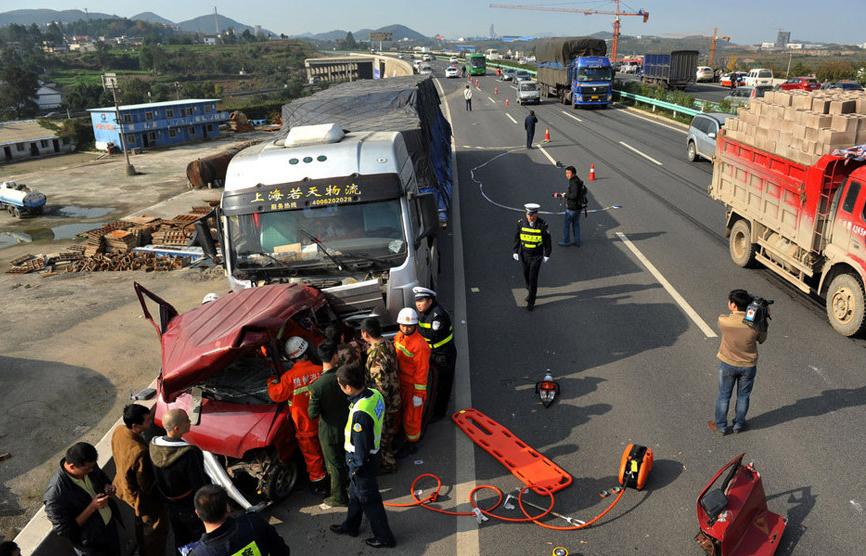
[[220, 124, 439, 324]]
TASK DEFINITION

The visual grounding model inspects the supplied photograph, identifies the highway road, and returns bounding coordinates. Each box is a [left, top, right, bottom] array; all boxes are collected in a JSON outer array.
[[425, 63, 865, 554]]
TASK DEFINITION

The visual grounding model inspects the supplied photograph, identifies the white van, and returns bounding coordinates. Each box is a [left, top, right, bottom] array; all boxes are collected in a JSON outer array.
[[743, 68, 773, 87]]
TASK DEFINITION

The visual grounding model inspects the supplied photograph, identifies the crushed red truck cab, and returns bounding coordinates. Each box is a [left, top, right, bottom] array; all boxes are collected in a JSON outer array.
[[135, 282, 337, 509]]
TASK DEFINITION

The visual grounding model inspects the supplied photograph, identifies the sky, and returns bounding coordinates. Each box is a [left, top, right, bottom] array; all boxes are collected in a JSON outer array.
[[1, 0, 864, 45]]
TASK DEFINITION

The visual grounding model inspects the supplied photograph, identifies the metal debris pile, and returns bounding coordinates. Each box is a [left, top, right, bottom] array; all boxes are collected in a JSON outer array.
[[7, 203, 220, 275]]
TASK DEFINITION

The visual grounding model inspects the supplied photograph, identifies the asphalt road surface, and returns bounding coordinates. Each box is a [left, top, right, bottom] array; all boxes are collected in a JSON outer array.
[[429, 70, 865, 555]]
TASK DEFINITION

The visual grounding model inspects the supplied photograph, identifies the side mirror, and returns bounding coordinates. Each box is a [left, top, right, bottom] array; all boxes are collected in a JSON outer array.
[[195, 219, 218, 260], [414, 192, 439, 249], [708, 132, 717, 139]]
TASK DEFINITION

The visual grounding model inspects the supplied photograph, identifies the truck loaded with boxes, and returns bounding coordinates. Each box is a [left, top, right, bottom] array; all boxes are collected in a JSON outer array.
[[709, 88, 866, 336]]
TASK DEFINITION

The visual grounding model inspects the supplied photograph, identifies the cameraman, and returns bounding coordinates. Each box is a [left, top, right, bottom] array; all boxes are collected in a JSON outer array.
[[555, 166, 585, 247], [709, 289, 768, 435]]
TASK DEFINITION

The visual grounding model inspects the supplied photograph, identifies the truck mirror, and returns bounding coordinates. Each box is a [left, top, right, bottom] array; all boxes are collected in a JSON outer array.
[[195, 220, 218, 260], [415, 193, 439, 248]]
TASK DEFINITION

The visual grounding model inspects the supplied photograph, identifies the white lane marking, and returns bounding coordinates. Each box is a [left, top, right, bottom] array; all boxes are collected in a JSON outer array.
[[487, 95, 496, 103], [433, 77, 480, 555], [619, 141, 663, 166], [616, 232, 717, 338], [505, 113, 518, 124], [619, 109, 689, 135], [560, 110, 583, 123], [538, 146, 557, 166]]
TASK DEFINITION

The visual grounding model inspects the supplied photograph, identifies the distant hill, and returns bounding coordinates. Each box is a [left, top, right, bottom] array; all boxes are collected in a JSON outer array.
[[131, 12, 175, 26], [295, 24, 430, 43], [177, 13, 267, 35], [0, 8, 118, 26]]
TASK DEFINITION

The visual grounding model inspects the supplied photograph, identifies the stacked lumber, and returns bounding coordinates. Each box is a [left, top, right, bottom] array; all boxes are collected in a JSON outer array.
[[723, 88, 866, 166]]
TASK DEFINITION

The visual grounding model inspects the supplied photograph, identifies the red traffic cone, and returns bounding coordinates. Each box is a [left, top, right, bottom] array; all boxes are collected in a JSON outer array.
[[543, 128, 551, 143], [494, 86, 499, 95], [588, 163, 597, 182], [504, 98, 510, 107]]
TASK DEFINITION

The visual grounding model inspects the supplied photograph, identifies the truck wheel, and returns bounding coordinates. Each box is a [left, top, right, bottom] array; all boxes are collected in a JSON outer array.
[[826, 273, 866, 337], [11, 207, 21, 218], [687, 141, 698, 162], [261, 460, 298, 501], [729, 219, 756, 268]]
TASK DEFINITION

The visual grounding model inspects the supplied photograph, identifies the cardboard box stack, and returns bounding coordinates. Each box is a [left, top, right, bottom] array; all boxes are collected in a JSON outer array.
[[723, 88, 866, 166]]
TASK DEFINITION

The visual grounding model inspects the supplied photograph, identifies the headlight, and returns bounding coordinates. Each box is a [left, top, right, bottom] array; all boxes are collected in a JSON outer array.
[[607, 94, 613, 101], [576, 95, 583, 102]]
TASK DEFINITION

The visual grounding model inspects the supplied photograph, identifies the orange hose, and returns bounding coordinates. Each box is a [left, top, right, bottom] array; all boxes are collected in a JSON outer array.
[[383, 473, 625, 531]]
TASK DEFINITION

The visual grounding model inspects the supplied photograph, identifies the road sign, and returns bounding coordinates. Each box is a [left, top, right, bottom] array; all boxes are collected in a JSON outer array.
[[101, 73, 119, 90], [369, 32, 393, 42]]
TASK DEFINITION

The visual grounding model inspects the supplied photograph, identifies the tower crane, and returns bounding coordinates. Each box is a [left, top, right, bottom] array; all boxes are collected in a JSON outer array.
[[489, 1, 649, 62], [709, 27, 730, 67]]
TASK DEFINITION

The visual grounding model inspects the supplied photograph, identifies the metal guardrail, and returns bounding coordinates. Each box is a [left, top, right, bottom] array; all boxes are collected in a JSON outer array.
[[614, 90, 701, 118]]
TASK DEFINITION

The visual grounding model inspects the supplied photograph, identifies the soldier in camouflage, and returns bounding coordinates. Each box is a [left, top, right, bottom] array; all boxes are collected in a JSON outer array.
[[359, 318, 402, 473], [326, 324, 366, 369]]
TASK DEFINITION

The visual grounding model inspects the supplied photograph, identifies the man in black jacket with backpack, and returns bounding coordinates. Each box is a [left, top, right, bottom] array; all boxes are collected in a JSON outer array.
[[556, 165, 586, 247]]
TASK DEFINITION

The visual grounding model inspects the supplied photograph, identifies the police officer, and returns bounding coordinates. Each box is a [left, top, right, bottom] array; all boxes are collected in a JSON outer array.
[[330, 364, 397, 549], [513, 203, 552, 311], [413, 287, 456, 422]]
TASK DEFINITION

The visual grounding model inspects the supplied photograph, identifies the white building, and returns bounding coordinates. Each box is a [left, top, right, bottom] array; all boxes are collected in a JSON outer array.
[[0, 120, 76, 163], [786, 43, 804, 50], [760, 42, 776, 50], [35, 84, 63, 110]]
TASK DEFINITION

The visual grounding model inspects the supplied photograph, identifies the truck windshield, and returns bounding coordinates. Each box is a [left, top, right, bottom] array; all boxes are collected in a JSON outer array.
[[576, 67, 613, 82], [228, 199, 406, 272]]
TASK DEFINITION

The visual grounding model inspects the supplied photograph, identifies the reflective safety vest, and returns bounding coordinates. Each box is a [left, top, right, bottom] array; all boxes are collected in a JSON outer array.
[[344, 389, 385, 454], [418, 321, 454, 349], [519, 226, 543, 249]]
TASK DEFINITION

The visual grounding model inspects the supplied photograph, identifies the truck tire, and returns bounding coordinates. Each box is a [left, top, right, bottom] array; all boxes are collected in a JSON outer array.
[[729, 219, 756, 268], [826, 273, 866, 337], [261, 460, 298, 501], [11, 207, 21, 218], [687, 141, 698, 162]]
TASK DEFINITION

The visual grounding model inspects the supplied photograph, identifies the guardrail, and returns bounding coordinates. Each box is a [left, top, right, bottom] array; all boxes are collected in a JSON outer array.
[[614, 90, 701, 118]]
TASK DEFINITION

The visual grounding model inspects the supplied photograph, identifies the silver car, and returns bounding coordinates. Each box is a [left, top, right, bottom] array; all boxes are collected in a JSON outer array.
[[687, 113, 730, 162], [723, 85, 773, 107]]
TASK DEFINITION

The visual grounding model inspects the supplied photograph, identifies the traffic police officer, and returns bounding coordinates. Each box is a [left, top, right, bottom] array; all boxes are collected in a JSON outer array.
[[413, 286, 456, 421], [331, 364, 396, 549], [513, 203, 552, 311]]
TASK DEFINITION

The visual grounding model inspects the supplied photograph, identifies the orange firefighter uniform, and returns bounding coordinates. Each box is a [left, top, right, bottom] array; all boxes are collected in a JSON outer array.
[[394, 330, 431, 442], [267, 360, 326, 482]]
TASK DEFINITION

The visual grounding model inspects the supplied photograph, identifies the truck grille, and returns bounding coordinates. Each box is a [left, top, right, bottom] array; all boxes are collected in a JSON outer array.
[[580, 86, 607, 95]]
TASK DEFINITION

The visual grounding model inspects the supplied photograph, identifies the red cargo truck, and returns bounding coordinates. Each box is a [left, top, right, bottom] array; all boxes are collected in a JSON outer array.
[[709, 135, 866, 336]]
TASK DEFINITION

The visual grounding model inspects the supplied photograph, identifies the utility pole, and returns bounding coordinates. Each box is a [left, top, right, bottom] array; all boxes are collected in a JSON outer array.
[[102, 73, 135, 176]]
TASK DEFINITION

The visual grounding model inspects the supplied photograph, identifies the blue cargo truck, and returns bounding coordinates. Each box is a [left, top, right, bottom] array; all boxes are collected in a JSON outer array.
[[535, 37, 612, 108]]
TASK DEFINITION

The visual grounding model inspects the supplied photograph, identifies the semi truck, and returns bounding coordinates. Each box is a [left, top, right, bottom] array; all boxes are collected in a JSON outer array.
[[709, 136, 866, 336], [535, 37, 612, 107], [218, 76, 451, 325], [641, 50, 699, 90], [0, 181, 46, 218]]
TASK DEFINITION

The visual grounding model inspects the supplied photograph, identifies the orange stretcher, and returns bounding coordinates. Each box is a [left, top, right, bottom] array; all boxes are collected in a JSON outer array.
[[452, 408, 573, 494]]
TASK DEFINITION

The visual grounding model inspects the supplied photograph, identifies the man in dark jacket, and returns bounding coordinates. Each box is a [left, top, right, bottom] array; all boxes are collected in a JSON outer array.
[[524, 110, 538, 149], [556, 165, 586, 247], [44, 442, 121, 556], [513, 203, 552, 311], [189, 485, 290, 555], [150, 408, 210, 552]]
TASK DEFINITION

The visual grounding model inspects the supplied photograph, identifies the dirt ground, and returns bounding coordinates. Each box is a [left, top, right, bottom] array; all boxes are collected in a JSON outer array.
[[0, 133, 272, 542]]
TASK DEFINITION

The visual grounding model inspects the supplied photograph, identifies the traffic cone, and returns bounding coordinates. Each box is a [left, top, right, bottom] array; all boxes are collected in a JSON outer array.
[[543, 128, 551, 143], [494, 86, 499, 95], [504, 98, 510, 107], [588, 163, 597, 182]]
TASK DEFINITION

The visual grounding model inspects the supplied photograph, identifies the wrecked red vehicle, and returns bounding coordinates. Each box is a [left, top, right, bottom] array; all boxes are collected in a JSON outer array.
[[135, 282, 337, 510]]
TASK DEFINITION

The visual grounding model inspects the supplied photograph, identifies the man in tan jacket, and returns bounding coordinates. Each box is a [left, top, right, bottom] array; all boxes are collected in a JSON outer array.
[[111, 404, 168, 556], [709, 290, 768, 435]]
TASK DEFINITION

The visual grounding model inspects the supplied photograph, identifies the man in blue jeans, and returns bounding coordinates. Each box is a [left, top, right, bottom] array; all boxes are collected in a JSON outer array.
[[555, 166, 585, 247], [709, 289, 768, 435]]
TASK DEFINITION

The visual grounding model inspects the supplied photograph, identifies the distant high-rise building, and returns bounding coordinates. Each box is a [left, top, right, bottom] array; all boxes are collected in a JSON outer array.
[[775, 30, 790, 48], [490, 24, 495, 39]]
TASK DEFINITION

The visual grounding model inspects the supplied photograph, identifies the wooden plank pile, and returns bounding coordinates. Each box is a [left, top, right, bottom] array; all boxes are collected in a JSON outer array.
[[723, 88, 866, 166]]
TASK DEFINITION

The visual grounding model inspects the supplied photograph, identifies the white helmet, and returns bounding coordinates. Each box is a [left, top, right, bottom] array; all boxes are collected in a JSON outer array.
[[397, 307, 419, 325], [201, 292, 220, 304], [284, 336, 309, 359]]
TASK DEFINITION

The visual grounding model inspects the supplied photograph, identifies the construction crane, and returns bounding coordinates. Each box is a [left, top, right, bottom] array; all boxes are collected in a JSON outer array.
[[709, 27, 731, 67], [489, 1, 649, 62]]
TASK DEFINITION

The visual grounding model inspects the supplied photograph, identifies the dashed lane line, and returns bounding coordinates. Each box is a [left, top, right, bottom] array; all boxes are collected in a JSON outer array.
[[560, 110, 583, 123], [537, 145, 557, 166], [505, 113, 518, 124], [619, 141, 664, 166]]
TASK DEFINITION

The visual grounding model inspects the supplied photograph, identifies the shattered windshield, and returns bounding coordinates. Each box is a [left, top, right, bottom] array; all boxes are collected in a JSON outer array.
[[199, 352, 276, 404]]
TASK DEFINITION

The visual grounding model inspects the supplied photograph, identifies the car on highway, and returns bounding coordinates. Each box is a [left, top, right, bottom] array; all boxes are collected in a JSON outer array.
[[620, 62, 641, 74], [696, 66, 714, 83], [743, 68, 773, 87], [823, 80, 864, 91], [719, 72, 747, 88], [778, 76, 820, 91], [449, 56, 458, 64], [516, 80, 541, 105], [135, 281, 341, 510], [500, 68, 516, 81], [514, 70, 532, 82], [418, 63, 433, 76], [687, 112, 731, 162], [723, 85, 774, 107], [422, 54, 432, 62], [445, 65, 460, 78]]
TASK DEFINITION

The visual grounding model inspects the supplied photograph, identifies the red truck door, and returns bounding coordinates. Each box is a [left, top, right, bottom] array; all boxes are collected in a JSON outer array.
[[835, 178, 866, 257]]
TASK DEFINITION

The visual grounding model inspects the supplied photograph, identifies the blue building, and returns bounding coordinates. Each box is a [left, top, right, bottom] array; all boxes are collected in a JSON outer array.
[[87, 98, 229, 151]]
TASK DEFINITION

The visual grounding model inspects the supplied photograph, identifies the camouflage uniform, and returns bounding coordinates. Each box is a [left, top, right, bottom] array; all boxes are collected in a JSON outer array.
[[334, 339, 365, 370], [365, 340, 402, 472]]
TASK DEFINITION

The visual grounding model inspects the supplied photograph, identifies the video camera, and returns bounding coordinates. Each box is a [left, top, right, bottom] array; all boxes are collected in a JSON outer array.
[[743, 296, 773, 334]]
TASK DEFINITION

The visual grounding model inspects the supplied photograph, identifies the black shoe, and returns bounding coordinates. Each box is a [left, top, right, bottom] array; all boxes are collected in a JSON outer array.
[[732, 424, 747, 434], [365, 538, 396, 549], [330, 524, 358, 537]]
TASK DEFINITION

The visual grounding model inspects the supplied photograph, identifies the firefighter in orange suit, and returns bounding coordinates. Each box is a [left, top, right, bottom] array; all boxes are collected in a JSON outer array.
[[393, 308, 431, 455], [267, 336, 328, 496]]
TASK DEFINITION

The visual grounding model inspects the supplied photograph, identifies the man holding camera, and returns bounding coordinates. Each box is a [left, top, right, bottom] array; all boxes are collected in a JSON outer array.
[[709, 289, 769, 435], [554, 166, 586, 247]]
